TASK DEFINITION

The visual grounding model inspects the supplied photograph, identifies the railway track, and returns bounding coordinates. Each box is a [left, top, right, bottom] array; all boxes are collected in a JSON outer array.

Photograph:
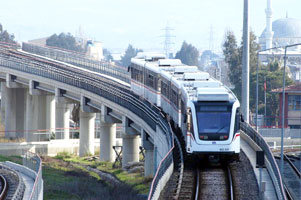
[[174, 162, 234, 200], [275, 153, 301, 200], [0, 168, 25, 200], [284, 154, 301, 178], [196, 165, 233, 200]]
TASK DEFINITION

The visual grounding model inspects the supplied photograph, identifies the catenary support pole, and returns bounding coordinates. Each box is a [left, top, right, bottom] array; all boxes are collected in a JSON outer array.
[[242, 0, 250, 123]]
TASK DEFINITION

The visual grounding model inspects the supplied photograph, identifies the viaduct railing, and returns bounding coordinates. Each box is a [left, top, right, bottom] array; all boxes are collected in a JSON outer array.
[[22, 42, 130, 83], [0, 45, 174, 199], [241, 122, 286, 200]]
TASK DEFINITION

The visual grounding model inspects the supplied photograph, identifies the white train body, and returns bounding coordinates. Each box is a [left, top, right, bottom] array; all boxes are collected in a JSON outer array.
[[130, 53, 241, 155]]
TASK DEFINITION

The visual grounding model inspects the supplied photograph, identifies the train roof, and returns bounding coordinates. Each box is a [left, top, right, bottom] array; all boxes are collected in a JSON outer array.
[[135, 52, 166, 61], [131, 53, 238, 102], [131, 57, 185, 73]]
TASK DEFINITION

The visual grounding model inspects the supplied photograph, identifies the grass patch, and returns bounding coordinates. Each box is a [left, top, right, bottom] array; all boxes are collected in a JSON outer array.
[[43, 164, 102, 199], [0, 154, 22, 164], [49, 153, 152, 195], [0, 152, 150, 199], [42, 155, 150, 199], [55, 152, 73, 160]]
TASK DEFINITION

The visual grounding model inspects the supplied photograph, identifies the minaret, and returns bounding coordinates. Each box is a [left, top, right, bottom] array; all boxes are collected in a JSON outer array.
[[265, 0, 274, 49]]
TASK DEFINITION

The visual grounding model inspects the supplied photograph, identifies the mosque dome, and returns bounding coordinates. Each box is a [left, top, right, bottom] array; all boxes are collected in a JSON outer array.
[[259, 18, 301, 49], [261, 18, 301, 39]]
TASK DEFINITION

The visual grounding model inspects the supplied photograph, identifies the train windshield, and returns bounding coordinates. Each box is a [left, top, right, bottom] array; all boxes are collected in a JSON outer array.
[[194, 103, 232, 140]]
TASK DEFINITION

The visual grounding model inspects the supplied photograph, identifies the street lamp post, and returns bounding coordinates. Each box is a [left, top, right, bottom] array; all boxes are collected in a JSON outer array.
[[255, 47, 281, 131], [280, 43, 301, 177]]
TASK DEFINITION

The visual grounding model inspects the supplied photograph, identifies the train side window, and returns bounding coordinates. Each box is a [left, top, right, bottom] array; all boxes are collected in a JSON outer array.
[[139, 68, 143, 83], [234, 109, 240, 133], [181, 99, 185, 115], [171, 89, 178, 106], [161, 81, 168, 97], [148, 74, 154, 88]]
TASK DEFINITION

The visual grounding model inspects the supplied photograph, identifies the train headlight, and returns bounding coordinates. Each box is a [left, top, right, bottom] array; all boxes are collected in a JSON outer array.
[[219, 135, 228, 140], [199, 135, 208, 140]]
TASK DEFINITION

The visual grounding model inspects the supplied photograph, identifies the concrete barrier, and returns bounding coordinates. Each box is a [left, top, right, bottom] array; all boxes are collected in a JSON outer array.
[[0, 139, 100, 156]]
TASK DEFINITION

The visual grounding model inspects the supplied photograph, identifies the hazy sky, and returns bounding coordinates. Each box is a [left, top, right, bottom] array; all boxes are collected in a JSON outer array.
[[0, 0, 300, 53]]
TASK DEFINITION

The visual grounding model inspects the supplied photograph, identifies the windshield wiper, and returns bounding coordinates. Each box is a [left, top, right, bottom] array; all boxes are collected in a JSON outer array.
[[216, 125, 228, 133]]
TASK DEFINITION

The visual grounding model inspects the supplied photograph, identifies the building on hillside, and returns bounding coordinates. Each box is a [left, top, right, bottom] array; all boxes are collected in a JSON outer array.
[[272, 83, 301, 128], [259, 49, 301, 82], [86, 41, 104, 61], [200, 50, 231, 88]]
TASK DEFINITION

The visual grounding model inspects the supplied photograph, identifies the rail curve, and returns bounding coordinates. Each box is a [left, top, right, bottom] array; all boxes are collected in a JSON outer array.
[[0, 174, 8, 200]]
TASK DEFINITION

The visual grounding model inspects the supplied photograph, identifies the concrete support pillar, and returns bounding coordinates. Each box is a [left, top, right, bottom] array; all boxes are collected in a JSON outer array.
[[144, 148, 154, 177], [4, 87, 25, 138], [1, 82, 7, 125], [99, 122, 116, 162], [122, 133, 140, 168], [46, 96, 55, 137], [142, 130, 154, 177], [79, 111, 96, 157], [25, 90, 47, 141], [55, 103, 71, 139]]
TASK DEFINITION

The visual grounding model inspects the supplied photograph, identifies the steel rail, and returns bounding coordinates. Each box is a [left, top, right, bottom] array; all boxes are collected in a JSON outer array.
[[284, 154, 301, 178], [284, 185, 294, 200], [0, 175, 8, 200], [227, 166, 234, 200], [194, 168, 200, 200]]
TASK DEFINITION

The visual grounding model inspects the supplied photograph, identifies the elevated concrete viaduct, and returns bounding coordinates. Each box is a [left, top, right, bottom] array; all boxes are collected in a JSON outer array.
[[0, 65, 167, 177]]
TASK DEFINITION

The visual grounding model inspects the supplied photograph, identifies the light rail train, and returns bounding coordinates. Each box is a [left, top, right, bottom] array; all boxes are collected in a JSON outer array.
[[130, 53, 241, 158]]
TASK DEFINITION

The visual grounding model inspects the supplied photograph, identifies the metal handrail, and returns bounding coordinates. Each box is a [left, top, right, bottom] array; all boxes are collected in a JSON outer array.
[[22, 42, 130, 83], [148, 121, 175, 199], [23, 151, 43, 200]]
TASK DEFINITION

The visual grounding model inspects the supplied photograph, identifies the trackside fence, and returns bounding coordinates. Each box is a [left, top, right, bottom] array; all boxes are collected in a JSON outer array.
[[22, 151, 43, 200], [241, 122, 286, 200]]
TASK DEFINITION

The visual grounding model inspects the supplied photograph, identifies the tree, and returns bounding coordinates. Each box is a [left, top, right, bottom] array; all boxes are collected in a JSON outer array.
[[46, 32, 84, 53], [121, 44, 142, 67], [250, 60, 293, 124], [103, 48, 113, 61], [222, 31, 241, 99], [175, 41, 199, 66], [222, 30, 293, 119], [0, 23, 16, 43], [240, 31, 261, 74]]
